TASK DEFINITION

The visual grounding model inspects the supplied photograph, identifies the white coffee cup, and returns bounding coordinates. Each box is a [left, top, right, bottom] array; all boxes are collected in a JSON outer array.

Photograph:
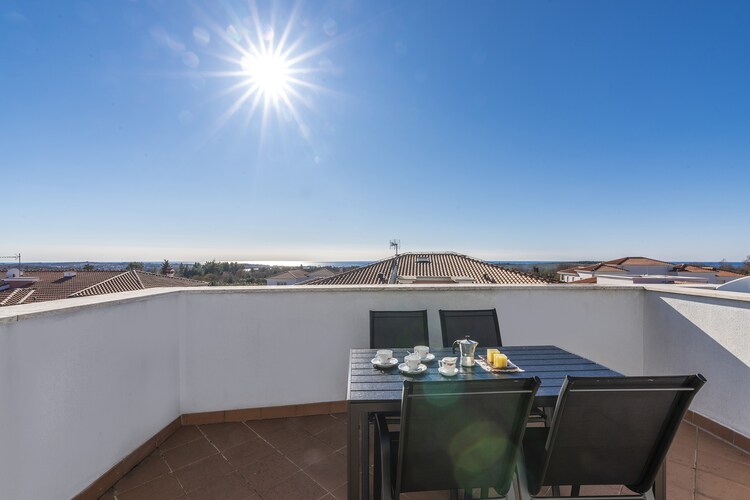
[[439, 357, 458, 374], [405, 354, 421, 371], [414, 345, 430, 359], [376, 349, 393, 363]]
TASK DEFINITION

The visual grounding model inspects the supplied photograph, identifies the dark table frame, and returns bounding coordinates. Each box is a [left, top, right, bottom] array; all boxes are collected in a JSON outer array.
[[346, 345, 664, 500]]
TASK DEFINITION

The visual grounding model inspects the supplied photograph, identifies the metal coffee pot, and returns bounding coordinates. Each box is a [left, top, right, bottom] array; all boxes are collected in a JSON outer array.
[[452, 335, 478, 367]]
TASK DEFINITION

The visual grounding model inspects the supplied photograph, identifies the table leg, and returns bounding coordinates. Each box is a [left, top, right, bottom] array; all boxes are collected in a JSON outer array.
[[360, 411, 370, 500], [347, 405, 372, 500], [347, 404, 361, 500]]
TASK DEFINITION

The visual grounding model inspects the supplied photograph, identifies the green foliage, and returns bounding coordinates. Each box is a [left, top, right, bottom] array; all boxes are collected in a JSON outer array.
[[126, 262, 144, 271], [160, 259, 171, 274], [172, 260, 345, 286], [82, 264, 95, 271]]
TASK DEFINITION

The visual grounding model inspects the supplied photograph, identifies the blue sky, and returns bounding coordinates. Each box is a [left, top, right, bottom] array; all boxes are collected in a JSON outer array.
[[2, 0, 749, 262]]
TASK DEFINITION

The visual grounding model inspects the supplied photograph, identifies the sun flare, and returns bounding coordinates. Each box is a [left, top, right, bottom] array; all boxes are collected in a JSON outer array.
[[203, 3, 336, 142], [240, 51, 291, 101]]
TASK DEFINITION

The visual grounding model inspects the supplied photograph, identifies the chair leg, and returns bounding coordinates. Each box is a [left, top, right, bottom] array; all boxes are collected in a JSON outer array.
[[374, 414, 395, 500], [514, 458, 533, 500], [570, 485, 580, 496]]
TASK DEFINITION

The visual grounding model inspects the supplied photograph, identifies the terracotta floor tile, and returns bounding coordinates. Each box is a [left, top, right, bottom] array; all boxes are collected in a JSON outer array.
[[330, 483, 348, 499], [245, 417, 299, 439], [669, 422, 698, 467], [697, 430, 750, 466], [667, 459, 696, 495], [163, 438, 218, 471], [695, 469, 750, 499], [184, 472, 258, 500], [697, 448, 750, 488], [238, 450, 300, 494], [304, 451, 347, 491], [117, 473, 184, 500], [100, 414, 748, 500], [199, 422, 257, 451], [174, 454, 235, 492], [578, 485, 623, 495], [261, 470, 327, 500], [222, 436, 276, 468], [290, 414, 339, 435], [315, 421, 348, 451], [114, 452, 171, 494], [160, 426, 204, 451], [261, 424, 312, 450], [98, 487, 115, 499], [402, 490, 452, 499], [666, 486, 695, 500], [280, 434, 336, 469]]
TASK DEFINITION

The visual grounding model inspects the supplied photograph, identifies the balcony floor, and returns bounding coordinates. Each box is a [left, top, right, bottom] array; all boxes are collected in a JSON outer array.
[[100, 416, 749, 500]]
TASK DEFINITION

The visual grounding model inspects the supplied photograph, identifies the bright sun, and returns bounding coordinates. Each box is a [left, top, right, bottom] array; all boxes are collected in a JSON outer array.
[[240, 52, 291, 101], [206, 3, 333, 141]]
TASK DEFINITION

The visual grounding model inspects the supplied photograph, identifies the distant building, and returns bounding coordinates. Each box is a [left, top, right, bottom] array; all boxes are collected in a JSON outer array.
[[0, 268, 207, 306], [303, 252, 549, 285], [266, 268, 337, 286], [558, 257, 745, 285]]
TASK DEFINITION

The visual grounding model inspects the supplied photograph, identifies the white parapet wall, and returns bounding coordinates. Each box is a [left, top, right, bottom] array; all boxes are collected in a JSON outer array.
[[0, 290, 182, 500], [643, 285, 750, 437], [178, 285, 646, 413], [2, 283, 749, 499]]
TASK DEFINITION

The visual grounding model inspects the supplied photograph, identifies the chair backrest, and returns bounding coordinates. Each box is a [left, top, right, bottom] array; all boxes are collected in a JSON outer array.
[[370, 310, 429, 348], [396, 377, 541, 495], [536, 374, 706, 494], [439, 309, 502, 347]]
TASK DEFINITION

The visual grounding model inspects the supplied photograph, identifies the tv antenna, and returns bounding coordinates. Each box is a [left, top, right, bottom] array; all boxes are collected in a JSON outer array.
[[389, 239, 400, 255], [1, 253, 21, 266]]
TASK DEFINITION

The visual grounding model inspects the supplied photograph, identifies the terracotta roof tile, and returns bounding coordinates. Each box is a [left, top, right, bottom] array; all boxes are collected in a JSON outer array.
[[604, 256, 673, 266], [672, 264, 746, 278], [0, 270, 206, 306], [569, 277, 598, 284], [592, 264, 627, 273], [303, 252, 549, 285], [716, 269, 746, 277]]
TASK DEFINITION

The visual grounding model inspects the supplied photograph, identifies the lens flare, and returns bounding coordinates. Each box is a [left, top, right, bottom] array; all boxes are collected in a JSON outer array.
[[200, 2, 338, 143]]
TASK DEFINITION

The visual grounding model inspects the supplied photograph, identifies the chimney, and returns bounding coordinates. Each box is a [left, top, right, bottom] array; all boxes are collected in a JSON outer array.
[[388, 257, 399, 284]]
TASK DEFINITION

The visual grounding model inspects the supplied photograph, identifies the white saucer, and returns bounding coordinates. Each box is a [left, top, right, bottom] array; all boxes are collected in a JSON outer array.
[[371, 357, 399, 369], [398, 363, 427, 375], [438, 366, 458, 377], [419, 353, 436, 363]]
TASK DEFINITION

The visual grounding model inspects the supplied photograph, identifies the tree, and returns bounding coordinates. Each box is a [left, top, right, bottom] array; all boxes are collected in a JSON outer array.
[[126, 262, 144, 271], [160, 259, 171, 275], [82, 264, 94, 271]]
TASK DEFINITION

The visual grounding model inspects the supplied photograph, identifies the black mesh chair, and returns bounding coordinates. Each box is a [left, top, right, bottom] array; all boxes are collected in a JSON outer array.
[[519, 374, 706, 499], [375, 377, 541, 499], [439, 309, 502, 347], [370, 310, 429, 348]]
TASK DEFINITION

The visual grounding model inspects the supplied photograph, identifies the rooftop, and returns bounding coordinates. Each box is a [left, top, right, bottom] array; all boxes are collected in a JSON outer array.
[[304, 252, 549, 285], [0, 269, 207, 306]]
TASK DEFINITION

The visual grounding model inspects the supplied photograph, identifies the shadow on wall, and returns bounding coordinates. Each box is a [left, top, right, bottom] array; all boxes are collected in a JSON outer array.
[[644, 292, 750, 435]]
